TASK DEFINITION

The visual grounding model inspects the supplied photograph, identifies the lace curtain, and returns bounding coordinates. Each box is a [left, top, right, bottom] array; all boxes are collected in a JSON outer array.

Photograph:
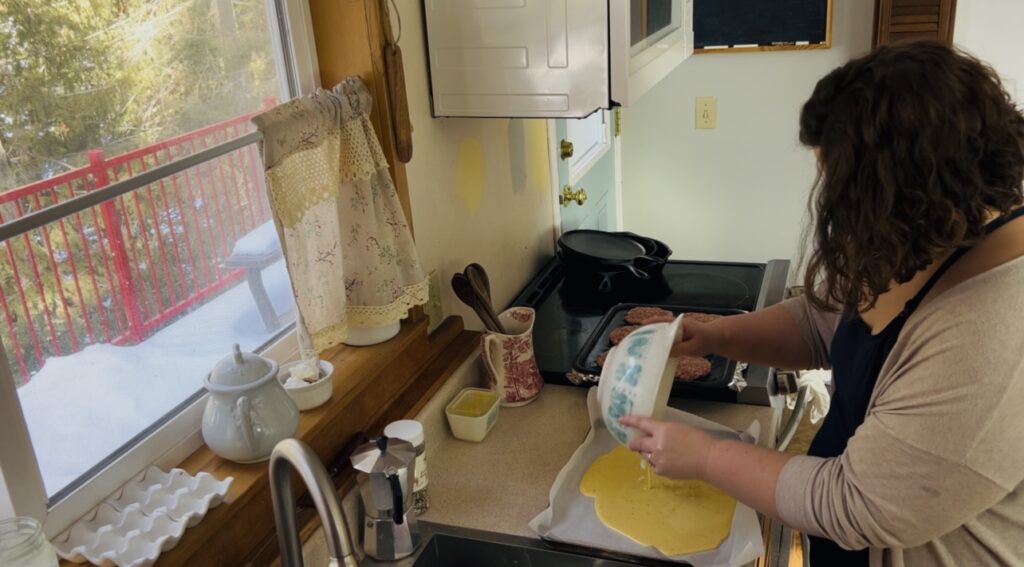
[[252, 78, 428, 353]]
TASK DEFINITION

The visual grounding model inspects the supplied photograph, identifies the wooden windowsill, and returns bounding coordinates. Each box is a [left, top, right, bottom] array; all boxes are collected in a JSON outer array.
[[59, 315, 478, 567]]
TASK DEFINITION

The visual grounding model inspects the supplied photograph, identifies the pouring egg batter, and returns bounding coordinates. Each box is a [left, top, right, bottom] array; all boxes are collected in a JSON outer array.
[[579, 445, 736, 556]]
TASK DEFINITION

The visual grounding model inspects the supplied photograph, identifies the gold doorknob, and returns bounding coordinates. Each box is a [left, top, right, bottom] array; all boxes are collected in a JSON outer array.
[[560, 139, 574, 160], [560, 185, 588, 207]]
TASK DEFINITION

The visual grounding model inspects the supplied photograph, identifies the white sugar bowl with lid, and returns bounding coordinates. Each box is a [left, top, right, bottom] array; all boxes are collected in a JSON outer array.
[[202, 344, 299, 463]]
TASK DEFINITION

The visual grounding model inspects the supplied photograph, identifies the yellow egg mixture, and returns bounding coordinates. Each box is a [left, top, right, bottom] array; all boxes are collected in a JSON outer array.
[[579, 445, 736, 556], [449, 391, 496, 417]]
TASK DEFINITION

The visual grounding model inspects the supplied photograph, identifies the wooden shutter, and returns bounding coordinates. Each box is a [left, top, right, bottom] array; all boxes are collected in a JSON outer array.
[[874, 0, 957, 47]]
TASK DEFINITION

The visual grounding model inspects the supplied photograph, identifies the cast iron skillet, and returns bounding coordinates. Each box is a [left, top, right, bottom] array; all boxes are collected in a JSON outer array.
[[558, 231, 671, 291], [573, 303, 746, 389], [560, 230, 656, 260]]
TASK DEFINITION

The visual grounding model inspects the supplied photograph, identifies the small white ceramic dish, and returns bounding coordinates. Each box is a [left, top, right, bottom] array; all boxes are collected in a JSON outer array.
[[445, 388, 500, 442], [597, 314, 684, 445], [344, 321, 401, 346], [278, 360, 334, 411]]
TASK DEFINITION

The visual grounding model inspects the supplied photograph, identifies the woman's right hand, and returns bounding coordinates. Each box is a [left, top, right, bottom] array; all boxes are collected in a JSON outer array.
[[670, 319, 725, 358]]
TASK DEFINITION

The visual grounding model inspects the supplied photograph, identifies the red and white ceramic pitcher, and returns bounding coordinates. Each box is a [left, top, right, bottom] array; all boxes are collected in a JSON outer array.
[[481, 307, 544, 406]]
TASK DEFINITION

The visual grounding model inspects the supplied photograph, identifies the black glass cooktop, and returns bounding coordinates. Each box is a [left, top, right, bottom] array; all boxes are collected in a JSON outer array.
[[510, 258, 768, 385]]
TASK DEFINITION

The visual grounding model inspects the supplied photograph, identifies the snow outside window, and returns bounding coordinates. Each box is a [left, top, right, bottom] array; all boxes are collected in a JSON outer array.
[[0, 0, 318, 535]]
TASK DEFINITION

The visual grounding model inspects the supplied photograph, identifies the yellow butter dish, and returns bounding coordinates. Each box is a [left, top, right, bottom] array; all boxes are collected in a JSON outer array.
[[445, 388, 500, 442]]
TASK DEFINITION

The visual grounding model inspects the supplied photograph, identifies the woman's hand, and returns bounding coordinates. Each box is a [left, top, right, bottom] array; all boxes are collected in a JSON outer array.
[[619, 415, 718, 481], [670, 319, 724, 358]]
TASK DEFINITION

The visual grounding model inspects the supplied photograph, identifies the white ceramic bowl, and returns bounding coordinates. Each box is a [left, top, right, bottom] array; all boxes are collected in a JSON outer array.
[[445, 388, 500, 442], [278, 360, 334, 411], [343, 321, 401, 346], [597, 314, 684, 445]]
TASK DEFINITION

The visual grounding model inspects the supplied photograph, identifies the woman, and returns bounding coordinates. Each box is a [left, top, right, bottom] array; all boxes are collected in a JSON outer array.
[[621, 41, 1024, 566]]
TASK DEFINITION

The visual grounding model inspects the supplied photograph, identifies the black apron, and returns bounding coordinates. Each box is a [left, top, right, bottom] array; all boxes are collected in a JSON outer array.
[[805, 206, 1024, 566]]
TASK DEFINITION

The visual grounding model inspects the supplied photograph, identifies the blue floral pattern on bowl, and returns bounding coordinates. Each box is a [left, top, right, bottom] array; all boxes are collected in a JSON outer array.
[[597, 316, 683, 446], [603, 328, 658, 444]]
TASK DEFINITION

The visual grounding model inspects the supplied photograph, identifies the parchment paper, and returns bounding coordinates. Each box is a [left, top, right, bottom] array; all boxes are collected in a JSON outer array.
[[528, 387, 765, 567]]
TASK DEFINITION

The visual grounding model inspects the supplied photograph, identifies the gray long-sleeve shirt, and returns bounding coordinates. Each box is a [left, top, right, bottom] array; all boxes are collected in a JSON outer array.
[[777, 256, 1024, 566]]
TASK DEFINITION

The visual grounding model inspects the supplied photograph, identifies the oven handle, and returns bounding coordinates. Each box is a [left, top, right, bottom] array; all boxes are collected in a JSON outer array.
[[769, 520, 812, 567], [802, 533, 812, 567], [775, 370, 809, 452]]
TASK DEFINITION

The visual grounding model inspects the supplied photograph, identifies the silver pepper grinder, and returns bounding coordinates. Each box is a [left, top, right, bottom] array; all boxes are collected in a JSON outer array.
[[350, 435, 421, 561]]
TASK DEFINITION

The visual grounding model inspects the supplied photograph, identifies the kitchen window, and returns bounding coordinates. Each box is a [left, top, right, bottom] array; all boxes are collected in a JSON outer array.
[[631, 0, 681, 55], [0, 0, 318, 536]]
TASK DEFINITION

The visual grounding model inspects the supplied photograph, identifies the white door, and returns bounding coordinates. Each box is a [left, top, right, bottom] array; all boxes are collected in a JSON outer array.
[[554, 110, 620, 233]]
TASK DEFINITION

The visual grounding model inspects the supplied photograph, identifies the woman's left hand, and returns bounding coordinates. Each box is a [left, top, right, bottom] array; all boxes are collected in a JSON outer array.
[[619, 415, 717, 481]]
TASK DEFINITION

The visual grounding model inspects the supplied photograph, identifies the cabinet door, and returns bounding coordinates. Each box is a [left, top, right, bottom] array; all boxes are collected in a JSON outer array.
[[424, 0, 609, 118], [874, 0, 957, 46]]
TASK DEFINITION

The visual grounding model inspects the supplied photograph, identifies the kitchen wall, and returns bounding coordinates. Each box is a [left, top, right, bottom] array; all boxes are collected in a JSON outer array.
[[395, 0, 556, 330], [954, 0, 1024, 102], [620, 2, 874, 274]]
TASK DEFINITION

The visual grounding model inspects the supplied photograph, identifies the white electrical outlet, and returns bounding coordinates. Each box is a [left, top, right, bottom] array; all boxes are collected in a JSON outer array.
[[696, 96, 717, 129]]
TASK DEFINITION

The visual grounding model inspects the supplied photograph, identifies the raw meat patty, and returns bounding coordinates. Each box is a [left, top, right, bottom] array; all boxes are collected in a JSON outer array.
[[597, 348, 709, 381], [675, 356, 712, 381], [624, 306, 675, 325], [609, 325, 641, 345], [685, 312, 723, 324]]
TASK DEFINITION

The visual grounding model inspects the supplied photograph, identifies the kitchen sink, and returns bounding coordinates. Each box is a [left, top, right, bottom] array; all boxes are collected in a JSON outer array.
[[411, 533, 637, 567], [376, 522, 688, 567]]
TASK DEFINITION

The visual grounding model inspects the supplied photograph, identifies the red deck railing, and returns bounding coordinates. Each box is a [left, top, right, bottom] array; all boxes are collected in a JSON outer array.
[[0, 104, 275, 382]]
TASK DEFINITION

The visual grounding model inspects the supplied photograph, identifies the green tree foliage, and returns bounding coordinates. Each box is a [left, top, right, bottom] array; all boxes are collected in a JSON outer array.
[[1, 0, 132, 185], [1, 0, 279, 187], [0, 0, 281, 381]]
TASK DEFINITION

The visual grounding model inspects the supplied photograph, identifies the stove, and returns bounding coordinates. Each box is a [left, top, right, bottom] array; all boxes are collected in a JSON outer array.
[[510, 257, 790, 405]]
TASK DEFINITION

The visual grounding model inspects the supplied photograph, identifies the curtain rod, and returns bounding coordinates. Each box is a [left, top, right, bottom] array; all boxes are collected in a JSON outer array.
[[0, 131, 263, 243]]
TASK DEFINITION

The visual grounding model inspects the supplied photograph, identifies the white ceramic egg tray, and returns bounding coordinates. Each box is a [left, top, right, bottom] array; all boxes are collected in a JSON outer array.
[[54, 466, 233, 567]]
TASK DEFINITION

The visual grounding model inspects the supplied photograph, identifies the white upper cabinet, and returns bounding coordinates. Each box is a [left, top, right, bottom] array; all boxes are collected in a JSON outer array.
[[424, 0, 693, 118]]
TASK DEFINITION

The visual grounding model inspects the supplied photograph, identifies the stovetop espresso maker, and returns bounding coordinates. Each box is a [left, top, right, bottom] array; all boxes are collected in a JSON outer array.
[[350, 435, 420, 560]]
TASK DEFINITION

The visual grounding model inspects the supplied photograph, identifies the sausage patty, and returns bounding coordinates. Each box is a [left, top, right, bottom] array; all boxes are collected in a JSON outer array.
[[597, 349, 710, 382], [624, 306, 675, 325], [685, 312, 723, 324], [675, 356, 712, 381], [609, 325, 641, 345]]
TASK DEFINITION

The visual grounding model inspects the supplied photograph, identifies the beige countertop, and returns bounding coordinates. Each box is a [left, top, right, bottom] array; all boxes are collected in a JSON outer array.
[[416, 355, 780, 539], [303, 352, 781, 565]]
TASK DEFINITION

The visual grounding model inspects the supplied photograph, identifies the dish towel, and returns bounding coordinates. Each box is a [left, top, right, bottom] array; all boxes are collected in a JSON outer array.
[[786, 369, 832, 424], [252, 78, 428, 354]]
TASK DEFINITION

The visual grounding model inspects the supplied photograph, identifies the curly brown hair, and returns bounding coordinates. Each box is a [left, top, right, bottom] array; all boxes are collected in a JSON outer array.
[[799, 41, 1024, 311]]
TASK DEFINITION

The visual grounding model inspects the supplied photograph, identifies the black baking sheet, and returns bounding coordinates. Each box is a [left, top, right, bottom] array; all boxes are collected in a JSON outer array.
[[573, 303, 746, 389]]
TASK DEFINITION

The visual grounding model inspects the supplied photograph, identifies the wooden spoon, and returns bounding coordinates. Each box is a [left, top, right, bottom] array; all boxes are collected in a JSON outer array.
[[465, 263, 492, 305], [451, 273, 503, 333], [464, 269, 504, 334]]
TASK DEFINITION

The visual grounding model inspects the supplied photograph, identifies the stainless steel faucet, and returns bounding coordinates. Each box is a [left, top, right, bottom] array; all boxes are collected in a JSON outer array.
[[270, 438, 360, 567]]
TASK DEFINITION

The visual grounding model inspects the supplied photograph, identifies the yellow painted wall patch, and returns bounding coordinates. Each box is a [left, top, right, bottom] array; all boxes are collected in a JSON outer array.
[[455, 138, 486, 215]]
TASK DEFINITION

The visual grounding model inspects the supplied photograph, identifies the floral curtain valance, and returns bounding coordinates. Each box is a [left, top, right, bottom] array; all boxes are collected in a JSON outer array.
[[252, 78, 427, 352]]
